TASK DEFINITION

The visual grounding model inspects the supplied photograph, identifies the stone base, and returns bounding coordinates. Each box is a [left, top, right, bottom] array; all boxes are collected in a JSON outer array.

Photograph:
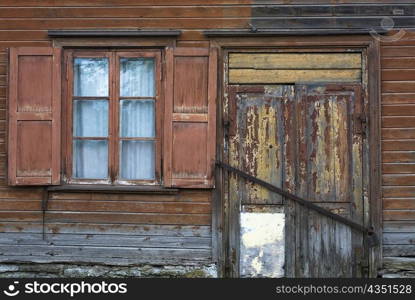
[[0, 263, 218, 278]]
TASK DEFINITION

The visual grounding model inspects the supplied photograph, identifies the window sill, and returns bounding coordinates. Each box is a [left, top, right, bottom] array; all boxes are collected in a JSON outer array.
[[47, 184, 179, 194]]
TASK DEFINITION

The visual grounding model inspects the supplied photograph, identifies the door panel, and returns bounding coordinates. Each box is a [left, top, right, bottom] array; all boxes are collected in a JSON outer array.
[[226, 84, 365, 277]]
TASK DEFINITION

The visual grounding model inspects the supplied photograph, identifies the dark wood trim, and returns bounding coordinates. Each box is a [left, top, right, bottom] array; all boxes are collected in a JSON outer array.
[[48, 29, 181, 37], [204, 29, 388, 37], [367, 38, 382, 278], [47, 184, 179, 194]]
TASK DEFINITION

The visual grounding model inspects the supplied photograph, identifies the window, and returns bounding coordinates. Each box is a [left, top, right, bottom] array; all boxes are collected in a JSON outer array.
[[64, 50, 161, 184], [8, 46, 216, 188]]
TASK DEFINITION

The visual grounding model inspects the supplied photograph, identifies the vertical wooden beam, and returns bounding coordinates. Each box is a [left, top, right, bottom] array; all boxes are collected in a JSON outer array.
[[367, 38, 382, 278]]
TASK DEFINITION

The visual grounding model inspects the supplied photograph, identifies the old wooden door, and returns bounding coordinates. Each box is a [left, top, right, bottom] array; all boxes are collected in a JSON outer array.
[[226, 83, 366, 277]]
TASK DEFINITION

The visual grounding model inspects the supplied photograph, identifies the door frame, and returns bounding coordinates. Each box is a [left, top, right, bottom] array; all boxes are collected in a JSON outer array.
[[211, 35, 381, 278]]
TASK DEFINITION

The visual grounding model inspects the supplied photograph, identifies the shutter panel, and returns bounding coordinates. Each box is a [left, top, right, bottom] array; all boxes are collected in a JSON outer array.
[[164, 47, 217, 188], [8, 47, 61, 185]]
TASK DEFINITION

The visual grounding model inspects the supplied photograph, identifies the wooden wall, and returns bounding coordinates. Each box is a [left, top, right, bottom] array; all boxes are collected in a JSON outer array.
[[381, 31, 415, 260], [0, 189, 212, 265], [0, 0, 246, 266], [0, 0, 413, 271]]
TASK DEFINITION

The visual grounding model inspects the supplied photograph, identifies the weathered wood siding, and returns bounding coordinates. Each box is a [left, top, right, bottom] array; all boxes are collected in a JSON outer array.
[[0, 0, 413, 272], [0, 189, 212, 265], [381, 31, 415, 263], [0, 0, 243, 266]]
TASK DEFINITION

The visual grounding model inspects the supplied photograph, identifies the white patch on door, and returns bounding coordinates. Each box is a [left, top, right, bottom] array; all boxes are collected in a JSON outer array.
[[240, 205, 285, 278]]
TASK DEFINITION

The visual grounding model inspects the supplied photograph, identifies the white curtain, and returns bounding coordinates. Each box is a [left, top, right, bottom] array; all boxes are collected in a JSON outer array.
[[120, 100, 154, 138], [120, 58, 154, 97], [74, 58, 109, 97], [73, 58, 109, 179], [120, 141, 155, 180], [119, 58, 156, 180], [73, 100, 108, 137], [73, 140, 108, 179], [72, 57, 156, 180]]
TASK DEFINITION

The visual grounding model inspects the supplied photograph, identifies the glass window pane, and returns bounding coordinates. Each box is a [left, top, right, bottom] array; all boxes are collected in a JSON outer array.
[[120, 140, 155, 180], [120, 58, 154, 97], [73, 140, 108, 179], [73, 100, 108, 137], [120, 100, 155, 138], [74, 58, 109, 97]]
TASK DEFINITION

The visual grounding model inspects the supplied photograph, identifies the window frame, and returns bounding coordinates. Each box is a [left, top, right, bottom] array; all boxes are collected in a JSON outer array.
[[63, 49, 162, 185]]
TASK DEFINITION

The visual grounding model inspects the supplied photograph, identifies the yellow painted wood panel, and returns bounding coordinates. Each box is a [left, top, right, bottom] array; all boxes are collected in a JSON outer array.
[[229, 53, 362, 69], [229, 69, 361, 84]]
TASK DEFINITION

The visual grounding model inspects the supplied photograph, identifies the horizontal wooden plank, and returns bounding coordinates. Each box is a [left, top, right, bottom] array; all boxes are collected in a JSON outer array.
[[45, 211, 211, 225], [383, 232, 415, 244], [382, 69, 415, 81], [382, 46, 415, 58], [229, 53, 361, 69], [383, 186, 415, 198], [1, 4, 408, 19], [0, 211, 211, 225], [383, 163, 415, 174], [0, 188, 43, 200], [382, 93, 415, 104], [383, 257, 415, 269], [381, 30, 415, 46], [0, 211, 41, 222], [0, 200, 211, 214], [384, 198, 415, 210], [0, 0, 413, 6], [0, 19, 248, 30], [0, 222, 211, 237], [383, 245, 415, 257], [0, 98, 6, 110], [0, 232, 212, 249], [0, 0, 252, 6], [382, 81, 415, 93], [0, 200, 40, 211], [50, 191, 211, 202], [0, 245, 212, 265], [382, 149, 412, 168], [384, 210, 415, 221], [382, 116, 415, 127], [383, 174, 415, 186], [382, 104, 415, 116], [382, 140, 415, 151], [382, 58, 415, 69], [384, 221, 415, 232], [0, 16, 409, 32], [229, 69, 360, 84], [0, 7, 251, 18], [251, 16, 415, 30], [383, 129, 415, 140], [253, 5, 415, 17], [48, 200, 211, 214]]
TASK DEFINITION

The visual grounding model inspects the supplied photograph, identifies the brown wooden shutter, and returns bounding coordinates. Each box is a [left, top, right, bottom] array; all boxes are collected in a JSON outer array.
[[164, 47, 217, 188], [8, 47, 61, 185]]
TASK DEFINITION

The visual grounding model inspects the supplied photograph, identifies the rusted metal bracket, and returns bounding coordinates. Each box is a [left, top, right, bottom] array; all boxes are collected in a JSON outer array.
[[41, 188, 49, 240], [216, 160, 379, 247]]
